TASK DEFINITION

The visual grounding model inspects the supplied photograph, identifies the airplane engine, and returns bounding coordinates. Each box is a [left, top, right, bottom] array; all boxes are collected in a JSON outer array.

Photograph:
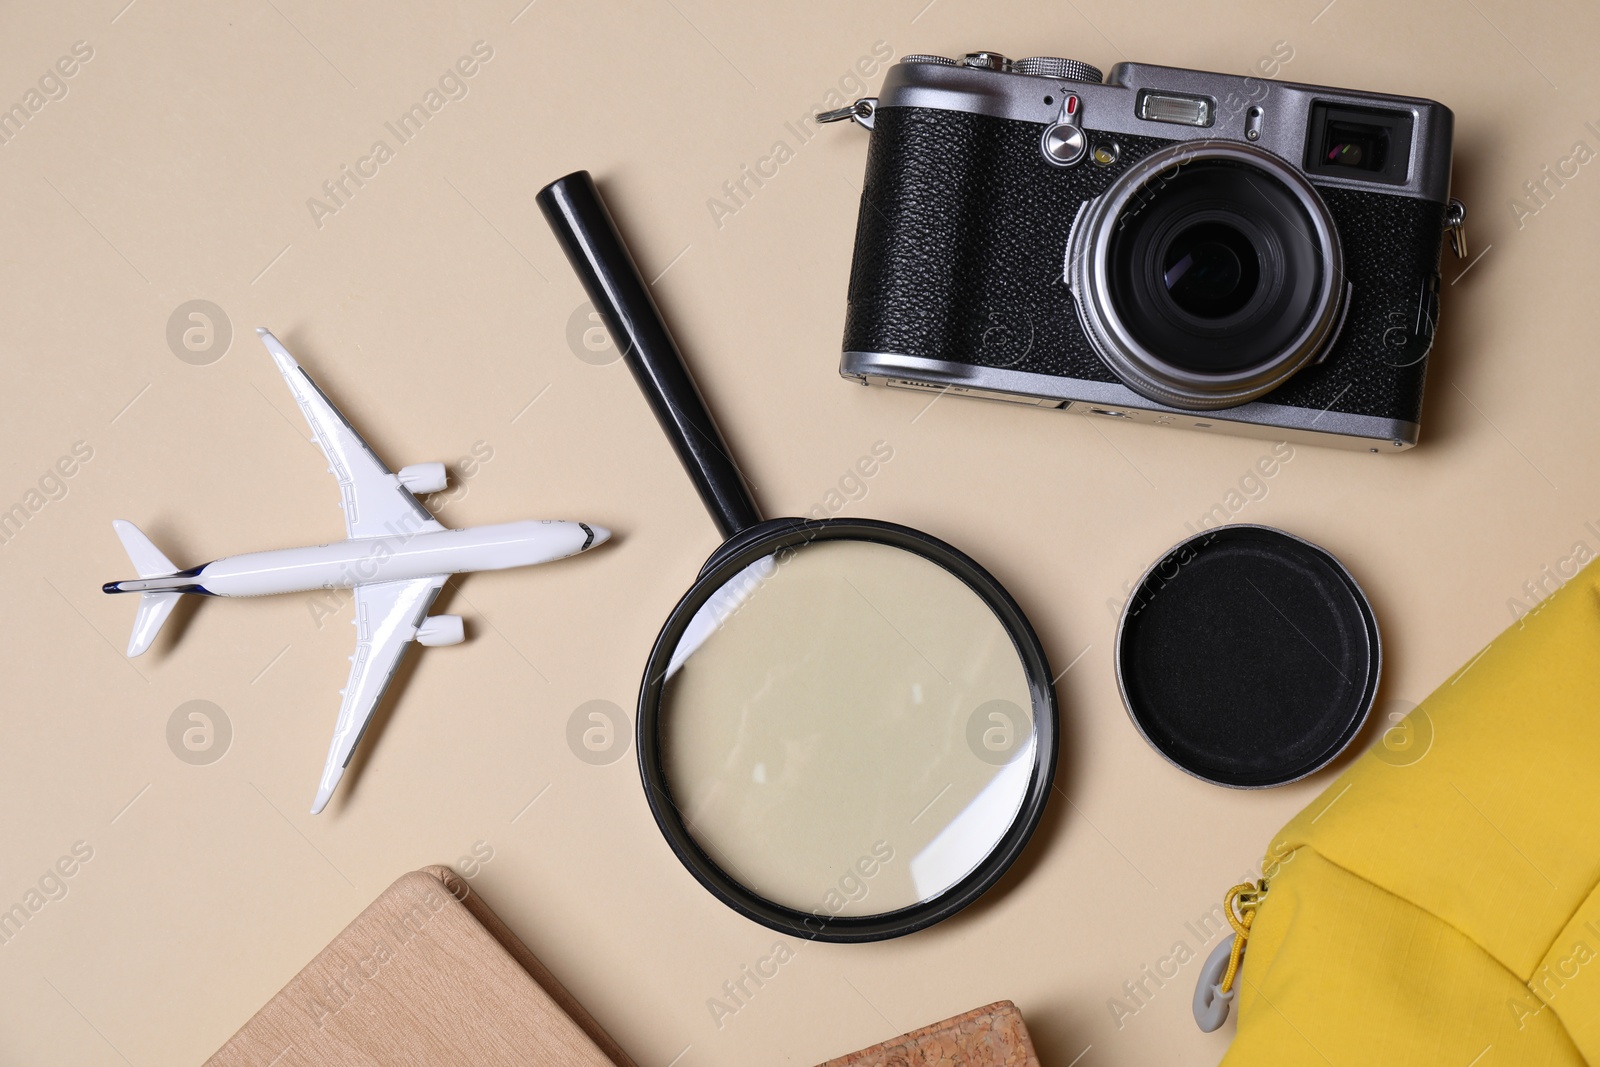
[[416, 614, 464, 646], [398, 462, 448, 494]]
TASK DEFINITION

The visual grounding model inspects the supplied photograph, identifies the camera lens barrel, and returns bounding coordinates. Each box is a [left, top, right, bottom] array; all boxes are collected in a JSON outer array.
[[1066, 141, 1346, 411]]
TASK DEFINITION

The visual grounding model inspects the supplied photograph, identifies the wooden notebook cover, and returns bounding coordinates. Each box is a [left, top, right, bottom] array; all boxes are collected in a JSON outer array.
[[206, 867, 634, 1067], [816, 1001, 1041, 1067]]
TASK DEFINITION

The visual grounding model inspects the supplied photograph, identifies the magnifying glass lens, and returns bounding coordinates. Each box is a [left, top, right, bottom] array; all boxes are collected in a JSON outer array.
[[540, 174, 1056, 941], [659, 539, 1037, 918]]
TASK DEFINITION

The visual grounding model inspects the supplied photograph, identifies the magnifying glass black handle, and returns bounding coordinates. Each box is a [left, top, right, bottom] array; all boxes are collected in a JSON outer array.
[[537, 170, 762, 540]]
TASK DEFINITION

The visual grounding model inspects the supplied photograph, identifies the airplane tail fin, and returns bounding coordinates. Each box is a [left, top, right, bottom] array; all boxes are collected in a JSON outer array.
[[126, 591, 182, 657], [112, 519, 177, 577], [109, 520, 183, 657]]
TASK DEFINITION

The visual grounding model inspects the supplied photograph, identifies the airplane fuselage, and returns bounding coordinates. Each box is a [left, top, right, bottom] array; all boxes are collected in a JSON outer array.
[[105, 520, 598, 598], [104, 329, 614, 814]]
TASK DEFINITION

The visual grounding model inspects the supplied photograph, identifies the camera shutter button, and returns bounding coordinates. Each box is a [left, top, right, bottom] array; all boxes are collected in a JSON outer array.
[[1044, 125, 1088, 165], [1015, 57, 1104, 83], [1041, 93, 1088, 166]]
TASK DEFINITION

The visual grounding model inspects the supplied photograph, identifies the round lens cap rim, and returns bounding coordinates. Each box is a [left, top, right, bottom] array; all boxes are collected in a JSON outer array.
[[1115, 523, 1380, 789]]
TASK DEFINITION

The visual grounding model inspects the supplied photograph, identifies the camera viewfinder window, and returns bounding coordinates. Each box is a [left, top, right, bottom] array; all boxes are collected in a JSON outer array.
[[1323, 121, 1387, 171], [1305, 103, 1414, 186]]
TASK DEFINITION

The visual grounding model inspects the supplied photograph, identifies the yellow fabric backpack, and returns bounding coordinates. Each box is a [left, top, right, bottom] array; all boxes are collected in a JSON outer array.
[[1220, 560, 1600, 1063]]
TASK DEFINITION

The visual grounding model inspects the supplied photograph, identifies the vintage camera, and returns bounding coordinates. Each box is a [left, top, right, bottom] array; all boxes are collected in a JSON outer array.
[[823, 52, 1466, 451]]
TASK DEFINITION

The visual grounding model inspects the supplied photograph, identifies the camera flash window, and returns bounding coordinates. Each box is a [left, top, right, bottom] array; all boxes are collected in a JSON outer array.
[[1137, 90, 1214, 127]]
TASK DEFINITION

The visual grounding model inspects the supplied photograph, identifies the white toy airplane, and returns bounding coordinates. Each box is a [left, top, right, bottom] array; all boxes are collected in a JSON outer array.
[[104, 328, 609, 814]]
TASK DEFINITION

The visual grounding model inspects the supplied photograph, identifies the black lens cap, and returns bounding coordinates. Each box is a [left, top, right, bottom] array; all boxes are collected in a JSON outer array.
[[1115, 525, 1380, 788]]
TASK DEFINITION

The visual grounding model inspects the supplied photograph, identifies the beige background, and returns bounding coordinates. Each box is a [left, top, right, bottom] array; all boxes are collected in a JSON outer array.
[[0, 0, 1594, 1063]]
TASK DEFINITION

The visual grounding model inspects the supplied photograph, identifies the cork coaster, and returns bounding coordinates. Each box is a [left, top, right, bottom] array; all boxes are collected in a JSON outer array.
[[816, 1001, 1041, 1066], [205, 868, 632, 1067]]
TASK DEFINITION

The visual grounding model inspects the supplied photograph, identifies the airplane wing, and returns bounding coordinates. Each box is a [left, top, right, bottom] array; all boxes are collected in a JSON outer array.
[[257, 328, 445, 540], [311, 575, 447, 813]]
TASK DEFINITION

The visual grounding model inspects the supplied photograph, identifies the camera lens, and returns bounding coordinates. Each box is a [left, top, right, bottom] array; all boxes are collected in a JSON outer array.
[[1108, 160, 1318, 376], [1161, 221, 1259, 319], [1067, 142, 1344, 410]]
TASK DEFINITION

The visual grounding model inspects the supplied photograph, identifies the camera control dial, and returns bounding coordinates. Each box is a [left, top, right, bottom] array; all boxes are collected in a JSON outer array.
[[961, 52, 1012, 71], [1014, 57, 1104, 83]]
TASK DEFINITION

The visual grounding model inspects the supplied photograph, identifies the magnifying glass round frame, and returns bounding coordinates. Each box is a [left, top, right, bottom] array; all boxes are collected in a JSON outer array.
[[636, 517, 1059, 943]]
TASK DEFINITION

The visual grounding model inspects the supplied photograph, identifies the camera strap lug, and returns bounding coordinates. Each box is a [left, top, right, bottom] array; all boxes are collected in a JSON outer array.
[[817, 97, 877, 131], [1446, 197, 1468, 259]]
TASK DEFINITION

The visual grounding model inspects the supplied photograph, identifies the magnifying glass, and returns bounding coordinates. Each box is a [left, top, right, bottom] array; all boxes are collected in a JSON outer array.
[[538, 171, 1059, 943]]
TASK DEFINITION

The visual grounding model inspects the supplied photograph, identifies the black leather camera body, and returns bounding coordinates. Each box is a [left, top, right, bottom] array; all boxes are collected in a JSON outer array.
[[831, 53, 1463, 451]]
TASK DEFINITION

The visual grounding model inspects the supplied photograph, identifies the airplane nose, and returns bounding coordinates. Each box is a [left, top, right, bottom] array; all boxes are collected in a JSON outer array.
[[581, 523, 611, 550]]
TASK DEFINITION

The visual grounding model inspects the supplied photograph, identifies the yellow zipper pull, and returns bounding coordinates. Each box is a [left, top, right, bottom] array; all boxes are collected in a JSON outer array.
[[1193, 878, 1270, 1032], [1222, 879, 1269, 993]]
